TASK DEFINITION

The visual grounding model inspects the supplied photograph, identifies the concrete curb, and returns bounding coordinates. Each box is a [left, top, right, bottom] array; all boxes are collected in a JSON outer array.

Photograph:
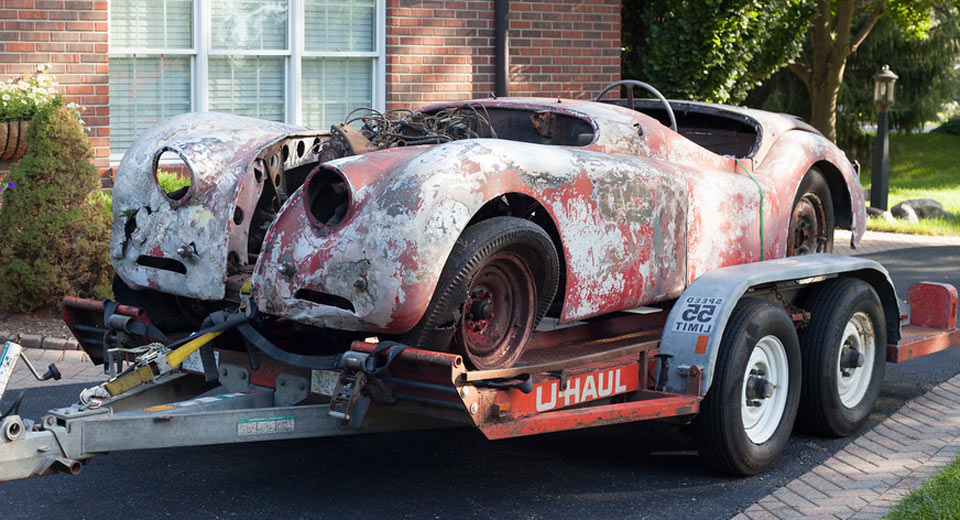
[[734, 371, 960, 520], [1, 330, 81, 351]]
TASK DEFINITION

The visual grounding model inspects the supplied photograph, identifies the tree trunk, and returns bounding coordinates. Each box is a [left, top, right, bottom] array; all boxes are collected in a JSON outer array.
[[808, 64, 844, 143]]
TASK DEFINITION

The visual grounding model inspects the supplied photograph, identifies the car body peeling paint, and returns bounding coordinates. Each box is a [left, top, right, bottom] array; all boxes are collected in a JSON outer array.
[[113, 98, 865, 345], [111, 112, 326, 300]]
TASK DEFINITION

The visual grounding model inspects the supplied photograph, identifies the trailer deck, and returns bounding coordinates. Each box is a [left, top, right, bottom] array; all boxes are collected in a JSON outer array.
[[1, 258, 958, 482]]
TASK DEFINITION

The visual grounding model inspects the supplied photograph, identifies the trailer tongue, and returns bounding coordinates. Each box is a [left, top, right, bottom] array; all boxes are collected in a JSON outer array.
[[1, 256, 958, 482]]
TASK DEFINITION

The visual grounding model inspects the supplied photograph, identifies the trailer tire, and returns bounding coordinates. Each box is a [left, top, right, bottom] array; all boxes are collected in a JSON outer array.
[[694, 298, 801, 476], [798, 278, 886, 438]]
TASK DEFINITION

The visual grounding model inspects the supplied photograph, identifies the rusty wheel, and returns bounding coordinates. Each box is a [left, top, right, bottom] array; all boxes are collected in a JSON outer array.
[[787, 169, 834, 256], [402, 216, 560, 370], [456, 252, 537, 369]]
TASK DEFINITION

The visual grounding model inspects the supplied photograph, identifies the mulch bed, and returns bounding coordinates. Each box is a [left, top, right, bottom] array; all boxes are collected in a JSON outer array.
[[0, 306, 73, 340]]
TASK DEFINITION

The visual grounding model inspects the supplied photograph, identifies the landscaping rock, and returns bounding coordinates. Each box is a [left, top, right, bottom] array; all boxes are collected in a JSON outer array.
[[893, 203, 920, 223], [865, 206, 897, 224], [863, 187, 870, 202], [891, 199, 953, 220]]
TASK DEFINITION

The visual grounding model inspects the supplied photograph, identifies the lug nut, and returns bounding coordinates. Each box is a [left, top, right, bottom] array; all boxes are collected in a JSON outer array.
[[278, 263, 295, 277]]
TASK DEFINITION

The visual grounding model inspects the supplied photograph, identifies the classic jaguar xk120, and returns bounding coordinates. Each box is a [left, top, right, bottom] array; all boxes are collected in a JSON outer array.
[[108, 81, 865, 370]]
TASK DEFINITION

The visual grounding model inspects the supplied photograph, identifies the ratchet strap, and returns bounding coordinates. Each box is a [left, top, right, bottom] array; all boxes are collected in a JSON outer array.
[[102, 300, 170, 343]]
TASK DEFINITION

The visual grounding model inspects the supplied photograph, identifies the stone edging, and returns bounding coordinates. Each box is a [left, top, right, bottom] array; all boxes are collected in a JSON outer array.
[[0, 330, 80, 351]]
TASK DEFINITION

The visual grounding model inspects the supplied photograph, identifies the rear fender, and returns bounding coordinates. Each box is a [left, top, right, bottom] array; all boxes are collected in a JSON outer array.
[[658, 254, 899, 396]]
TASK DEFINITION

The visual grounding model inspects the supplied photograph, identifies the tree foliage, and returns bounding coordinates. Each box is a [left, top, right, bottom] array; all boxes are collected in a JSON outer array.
[[747, 6, 960, 158], [0, 99, 111, 312], [621, 0, 815, 104], [841, 10, 960, 133], [788, 0, 960, 142]]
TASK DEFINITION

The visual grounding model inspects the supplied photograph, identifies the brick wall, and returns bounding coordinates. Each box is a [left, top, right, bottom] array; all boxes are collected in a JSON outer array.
[[385, 0, 621, 110], [509, 0, 621, 98], [0, 0, 109, 174]]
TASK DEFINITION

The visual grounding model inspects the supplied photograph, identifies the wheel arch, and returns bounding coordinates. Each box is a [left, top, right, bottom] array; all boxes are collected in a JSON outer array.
[[657, 255, 900, 396], [464, 192, 567, 317], [812, 159, 854, 229]]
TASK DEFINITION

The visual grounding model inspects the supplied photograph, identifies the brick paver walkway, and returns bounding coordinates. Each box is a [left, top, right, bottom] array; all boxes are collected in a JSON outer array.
[[735, 371, 960, 520], [835, 229, 960, 256], [5, 348, 104, 391]]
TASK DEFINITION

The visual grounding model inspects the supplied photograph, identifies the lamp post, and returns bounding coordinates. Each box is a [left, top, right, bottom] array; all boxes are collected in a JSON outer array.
[[870, 65, 898, 210]]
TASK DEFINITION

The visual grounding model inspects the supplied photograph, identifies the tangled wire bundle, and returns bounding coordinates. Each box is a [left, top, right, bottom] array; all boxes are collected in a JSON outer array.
[[347, 104, 498, 148]]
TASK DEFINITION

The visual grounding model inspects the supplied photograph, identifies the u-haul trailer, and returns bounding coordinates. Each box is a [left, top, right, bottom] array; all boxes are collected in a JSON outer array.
[[1, 255, 958, 481]]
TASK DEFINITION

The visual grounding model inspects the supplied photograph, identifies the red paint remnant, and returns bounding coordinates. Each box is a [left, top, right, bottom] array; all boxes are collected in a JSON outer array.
[[695, 335, 709, 354], [908, 282, 958, 330]]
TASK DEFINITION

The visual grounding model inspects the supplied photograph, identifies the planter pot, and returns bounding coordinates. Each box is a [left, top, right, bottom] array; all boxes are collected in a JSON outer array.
[[0, 117, 30, 161]]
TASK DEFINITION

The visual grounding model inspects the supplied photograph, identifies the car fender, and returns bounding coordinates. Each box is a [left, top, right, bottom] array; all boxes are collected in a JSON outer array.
[[111, 112, 322, 300], [252, 138, 690, 333], [657, 254, 900, 396], [757, 129, 866, 251]]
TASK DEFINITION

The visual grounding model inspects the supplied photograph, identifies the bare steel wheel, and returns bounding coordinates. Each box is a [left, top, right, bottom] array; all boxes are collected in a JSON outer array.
[[693, 298, 801, 476], [787, 169, 834, 256], [457, 252, 537, 369], [401, 216, 560, 370]]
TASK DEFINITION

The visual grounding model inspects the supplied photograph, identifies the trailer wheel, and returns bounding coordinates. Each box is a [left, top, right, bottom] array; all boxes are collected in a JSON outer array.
[[694, 298, 801, 476], [798, 278, 886, 437], [787, 169, 834, 256], [403, 216, 559, 370]]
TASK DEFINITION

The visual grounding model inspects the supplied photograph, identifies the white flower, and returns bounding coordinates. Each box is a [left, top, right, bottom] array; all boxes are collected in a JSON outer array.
[[1, 94, 8, 101]]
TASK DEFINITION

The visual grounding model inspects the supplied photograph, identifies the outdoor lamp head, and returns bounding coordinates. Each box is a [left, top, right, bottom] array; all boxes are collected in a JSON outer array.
[[873, 65, 898, 108]]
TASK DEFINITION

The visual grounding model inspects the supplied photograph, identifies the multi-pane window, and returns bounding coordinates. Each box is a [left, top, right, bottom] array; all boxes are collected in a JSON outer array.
[[109, 0, 384, 160]]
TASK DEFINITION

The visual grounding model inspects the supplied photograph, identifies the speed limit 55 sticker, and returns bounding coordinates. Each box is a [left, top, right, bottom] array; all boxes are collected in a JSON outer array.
[[672, 296, 724, 334]]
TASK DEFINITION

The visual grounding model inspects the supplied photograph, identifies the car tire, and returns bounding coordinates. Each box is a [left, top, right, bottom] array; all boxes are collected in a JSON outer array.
[[402, 216, 560, 370], [693, 298, 801, 476], [798, 278, 886, 437], [787, 169, 834, 256]]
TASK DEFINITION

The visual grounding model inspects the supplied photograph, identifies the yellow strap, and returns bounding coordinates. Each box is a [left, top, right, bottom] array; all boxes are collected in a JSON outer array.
[[166, 331, 223, 368], [104, 365, 155, 396]]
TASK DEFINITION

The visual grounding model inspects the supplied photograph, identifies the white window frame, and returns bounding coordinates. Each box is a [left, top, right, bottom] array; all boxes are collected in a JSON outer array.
[[109, 0, 386, 162]]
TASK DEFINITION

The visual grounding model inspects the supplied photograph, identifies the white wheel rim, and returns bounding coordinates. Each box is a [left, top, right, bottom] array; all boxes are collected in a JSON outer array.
[[836, 311, 876, 408], [741, 335, 790, 444]]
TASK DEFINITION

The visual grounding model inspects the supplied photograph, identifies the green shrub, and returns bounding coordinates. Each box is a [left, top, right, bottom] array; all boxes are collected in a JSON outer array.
[[0, 98, 112, 312], [934, 116, 960, 136], [157, 169, 190, 194]]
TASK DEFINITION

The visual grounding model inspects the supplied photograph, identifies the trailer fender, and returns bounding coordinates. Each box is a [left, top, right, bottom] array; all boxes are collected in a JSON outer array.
[[658, 254, 900, 396]]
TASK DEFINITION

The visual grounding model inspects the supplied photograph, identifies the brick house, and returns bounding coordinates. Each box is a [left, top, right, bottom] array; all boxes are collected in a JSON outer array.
[[0, 0, 620, 179]]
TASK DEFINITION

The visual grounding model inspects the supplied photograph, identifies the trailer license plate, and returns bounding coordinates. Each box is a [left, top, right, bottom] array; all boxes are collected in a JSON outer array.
[[311, 369, 339, 396], [0, 342, 23, 402]]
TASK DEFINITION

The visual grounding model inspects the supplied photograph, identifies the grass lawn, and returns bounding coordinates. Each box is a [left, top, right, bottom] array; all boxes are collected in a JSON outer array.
[[859, 132, 960, 236], [884, 454, 960, 519]]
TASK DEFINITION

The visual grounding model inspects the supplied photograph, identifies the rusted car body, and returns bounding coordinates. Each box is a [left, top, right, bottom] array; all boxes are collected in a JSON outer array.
[[111, 97, 865, 346]]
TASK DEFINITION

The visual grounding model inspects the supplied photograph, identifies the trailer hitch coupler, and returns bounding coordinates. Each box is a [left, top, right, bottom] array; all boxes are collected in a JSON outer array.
[[1, 415, 25, 441]]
